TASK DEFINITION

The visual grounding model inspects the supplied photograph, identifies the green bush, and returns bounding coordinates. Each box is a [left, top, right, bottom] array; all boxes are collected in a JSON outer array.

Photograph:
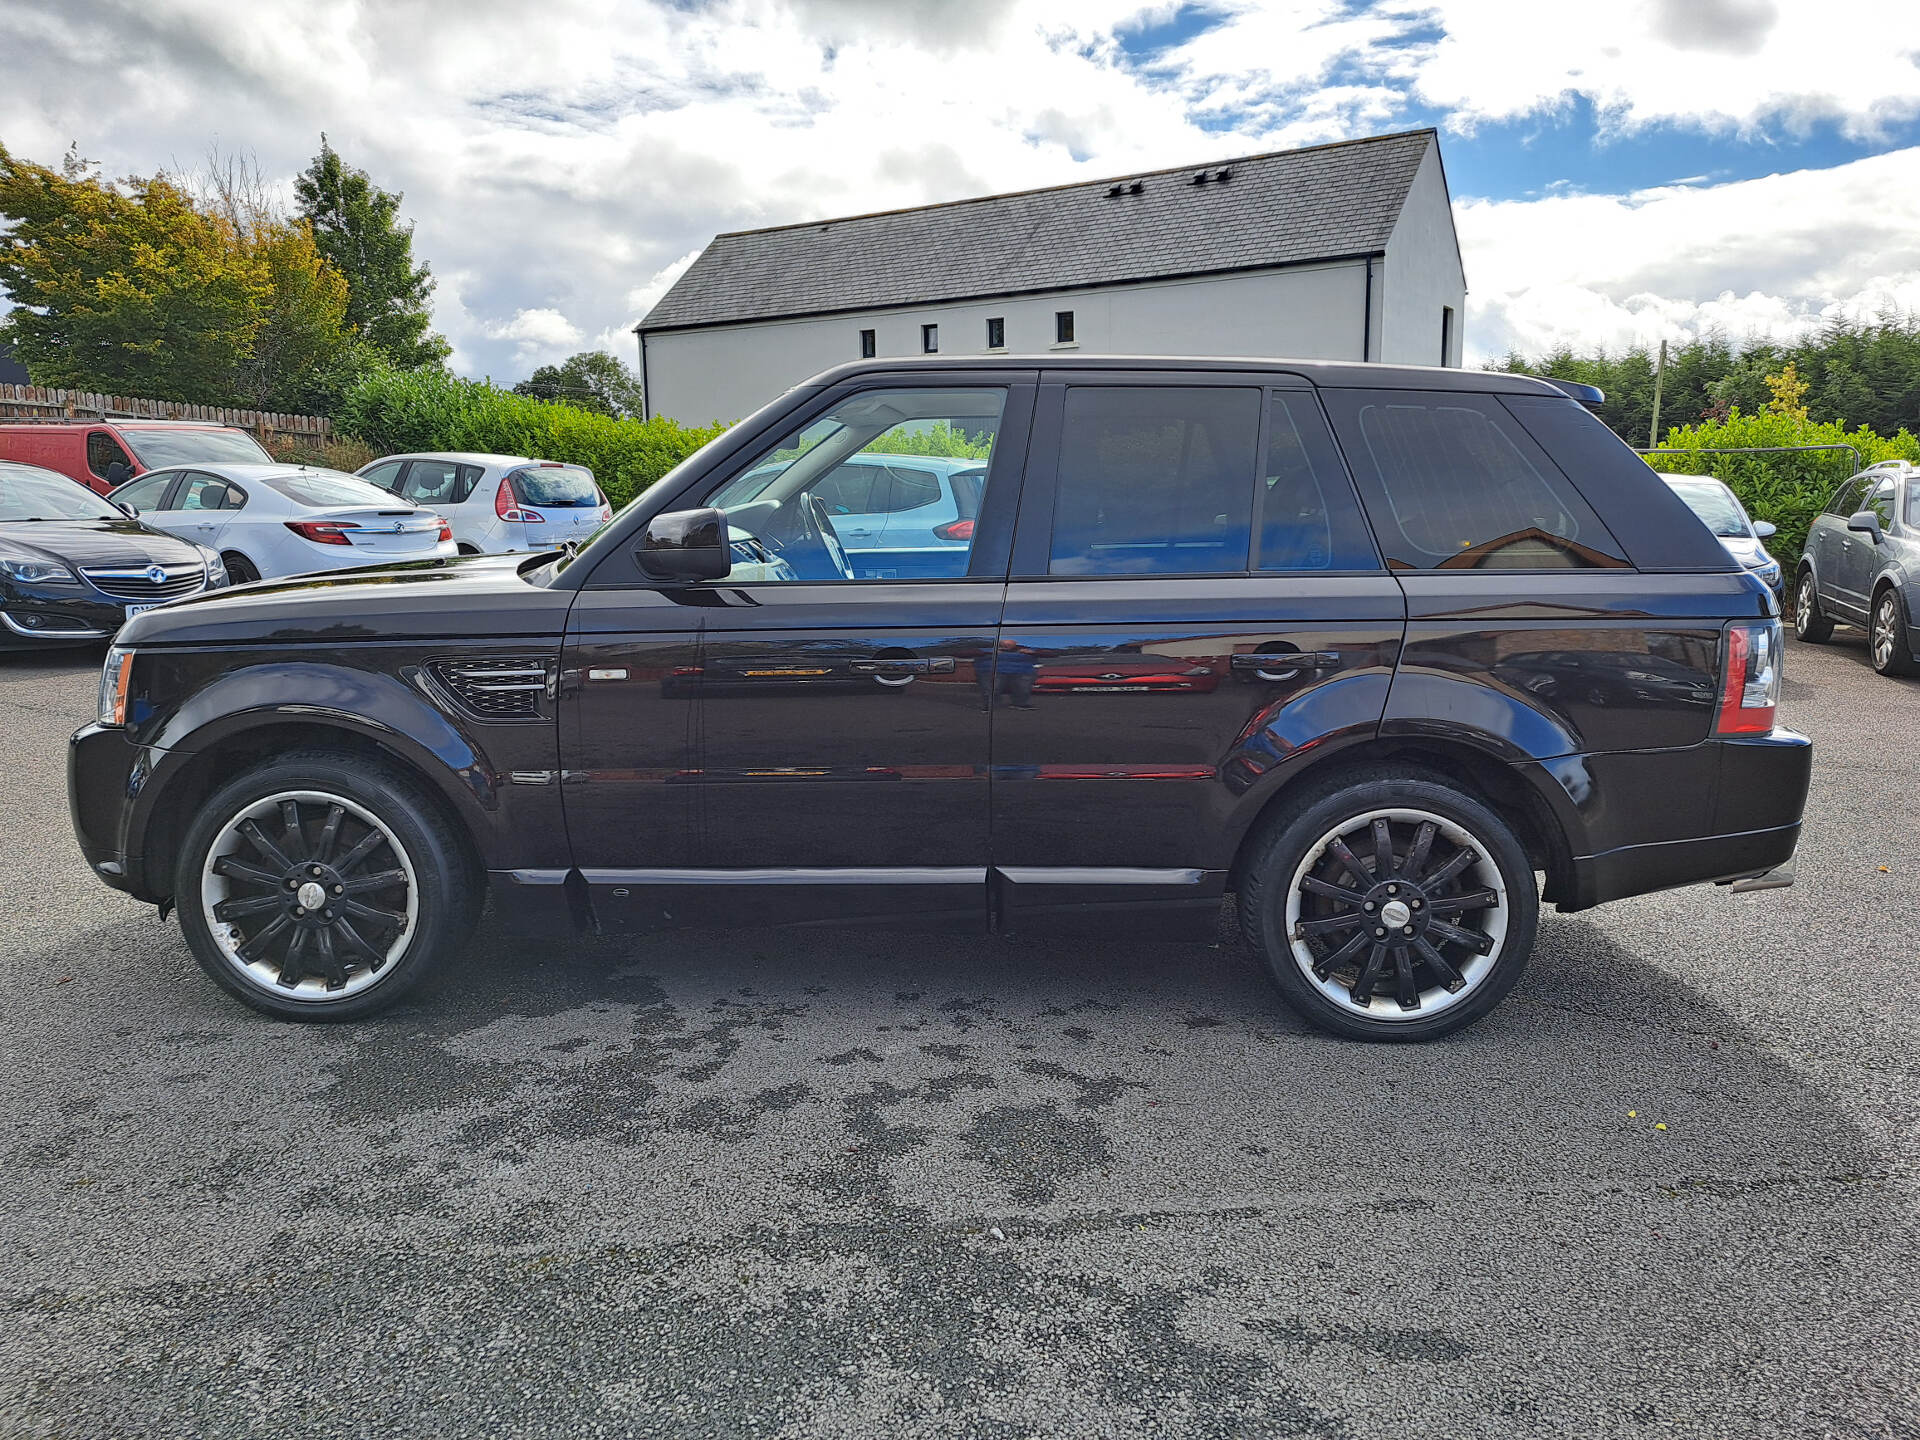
[[335, 367, 725, 507], [1647, 409, 1920, 566]]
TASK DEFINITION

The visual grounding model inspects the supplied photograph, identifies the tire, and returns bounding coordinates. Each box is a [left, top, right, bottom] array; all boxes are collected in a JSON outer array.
[[173, 749, 479, 1021], [1792, 567, 1833, 643], [1871, 586, 1919, 676], [221, 551, 261, 585], [1238, 770, 1539, 1041], [457, 544, 481, 556]]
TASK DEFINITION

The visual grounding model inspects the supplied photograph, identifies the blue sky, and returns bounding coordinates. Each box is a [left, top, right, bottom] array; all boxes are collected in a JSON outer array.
[[3, 0, 1919, 379]]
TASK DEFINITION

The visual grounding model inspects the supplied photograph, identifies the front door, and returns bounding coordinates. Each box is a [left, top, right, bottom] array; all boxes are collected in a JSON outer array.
[[563, 377, 1033, 930], [990, 376, 1405, 930]]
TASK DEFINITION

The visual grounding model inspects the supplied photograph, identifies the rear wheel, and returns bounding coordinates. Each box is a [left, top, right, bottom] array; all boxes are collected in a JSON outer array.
[[1793, 567, 1833, 643], [1239, 772, 1538, 1041], [174, 750, 478, 1021], [1871, 586, 1918, 676], [221, 551, 261, 585]]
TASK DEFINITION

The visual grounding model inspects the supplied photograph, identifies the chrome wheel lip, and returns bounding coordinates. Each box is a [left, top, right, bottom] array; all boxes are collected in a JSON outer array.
[[1283, 806, 1509, 1022], [201, 789, 418, 1003], [1873, 597, 1897, 668]]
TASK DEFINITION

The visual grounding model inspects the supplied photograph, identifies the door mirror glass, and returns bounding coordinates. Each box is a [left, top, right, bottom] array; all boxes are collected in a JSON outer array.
[[1847, 509, 1883, 539], [1751, 519, 1776, 539], [638, 507, 731, 581]]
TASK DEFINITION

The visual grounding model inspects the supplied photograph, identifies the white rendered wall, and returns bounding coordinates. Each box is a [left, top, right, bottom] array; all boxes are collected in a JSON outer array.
[[1378, 140, 1467, 368], [641, 259, 1374, 424]]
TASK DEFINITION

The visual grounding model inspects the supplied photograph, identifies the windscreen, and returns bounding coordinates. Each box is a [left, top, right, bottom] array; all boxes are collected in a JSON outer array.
[[117, 427, 273, 468], [1666, 479, 1751, 538], [510, 464, 599, 507], [0, 464, 121, 522], [263, 470, 409, 509]]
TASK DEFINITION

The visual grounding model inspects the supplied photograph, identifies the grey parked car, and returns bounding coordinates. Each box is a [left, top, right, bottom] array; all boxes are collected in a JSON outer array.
[[1794, 459, 1920, 675]]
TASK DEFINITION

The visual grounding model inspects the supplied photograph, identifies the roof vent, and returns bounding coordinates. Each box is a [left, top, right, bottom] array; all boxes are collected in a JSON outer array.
[[1107, 184, 1124, 198], [1192, 171, 1210, 186], [1215, 167, 1232, 183], [1128, 181, 1144, 195]]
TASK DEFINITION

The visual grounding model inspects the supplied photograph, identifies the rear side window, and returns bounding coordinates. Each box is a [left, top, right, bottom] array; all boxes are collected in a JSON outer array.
[[177, 472, 232, 511], [873, 463, 941, 513], [1049, 386, 1260, 575], [399, 459, 477, 506], [1324, 391, 1627, 570], [1258, 392, 1378, 572]]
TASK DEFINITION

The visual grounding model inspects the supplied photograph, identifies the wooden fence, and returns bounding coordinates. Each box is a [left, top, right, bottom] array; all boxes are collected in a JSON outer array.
[[0, 383, 330, 445]]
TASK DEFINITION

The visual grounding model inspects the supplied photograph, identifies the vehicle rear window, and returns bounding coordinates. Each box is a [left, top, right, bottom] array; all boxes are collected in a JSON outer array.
[[1324, 391, 1627, 570], [117, 427, 273, 468], [0, 465, 120, 522], [1049, 386, 1260, 575], [264, 470, 406, 508], [510, 464, 598, 507]]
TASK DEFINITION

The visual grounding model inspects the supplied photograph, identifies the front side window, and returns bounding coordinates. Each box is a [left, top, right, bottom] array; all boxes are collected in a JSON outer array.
[[1866, 479, 1897, 529], [1049, 386, 1260, 576], [87, 431, 134, 480], [1828, 477, 1869, 516], [1259, 392, 1378, 572], [703, 388, 1005, 583], [1326, 390, 1627, 570]]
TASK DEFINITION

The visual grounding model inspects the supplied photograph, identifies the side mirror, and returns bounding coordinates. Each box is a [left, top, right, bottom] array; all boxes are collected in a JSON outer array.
[[637, 507, 730, 582], [1847, 510, 1883, 542], [1751, 520, 1776, 539], [112, 500, 135, 517]]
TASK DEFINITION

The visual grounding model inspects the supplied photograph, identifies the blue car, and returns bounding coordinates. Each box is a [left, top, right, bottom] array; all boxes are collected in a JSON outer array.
[[1659, 473, 1782, 601]]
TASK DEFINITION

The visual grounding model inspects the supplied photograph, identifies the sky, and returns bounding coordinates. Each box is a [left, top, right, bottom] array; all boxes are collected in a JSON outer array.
[[3, 0, 1919, 381]]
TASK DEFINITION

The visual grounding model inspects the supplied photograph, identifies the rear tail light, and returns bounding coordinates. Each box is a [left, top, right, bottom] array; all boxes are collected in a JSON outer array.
[[598, 503, 612, 523], [1714, 620, 1781, 735], [284, 520, 359, 546], [933, 518, 976, 542], [494, 477, 543, 523], [436, 518, 453, 542]]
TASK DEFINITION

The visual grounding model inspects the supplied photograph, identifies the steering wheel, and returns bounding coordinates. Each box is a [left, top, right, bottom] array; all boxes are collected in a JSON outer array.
[[801, 491, 855, 580]]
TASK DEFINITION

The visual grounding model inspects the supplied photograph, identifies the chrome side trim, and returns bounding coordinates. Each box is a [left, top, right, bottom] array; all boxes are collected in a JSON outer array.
[[1, 612, 110, 640], [995, 866, 1207, 886], [578, 867, 986, 886]]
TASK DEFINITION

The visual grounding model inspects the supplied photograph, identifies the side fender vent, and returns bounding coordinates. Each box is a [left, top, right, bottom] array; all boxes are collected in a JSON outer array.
[[428, 657, 552, 721]]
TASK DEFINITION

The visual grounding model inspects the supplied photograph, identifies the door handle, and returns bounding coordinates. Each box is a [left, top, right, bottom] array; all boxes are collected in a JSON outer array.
[[851, 656, 958, 675], [1231, 650, 1342, 676]]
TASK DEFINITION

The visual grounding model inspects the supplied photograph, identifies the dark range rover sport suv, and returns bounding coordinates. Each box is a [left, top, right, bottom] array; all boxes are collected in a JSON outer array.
[[69, 357, 1811, 1039]]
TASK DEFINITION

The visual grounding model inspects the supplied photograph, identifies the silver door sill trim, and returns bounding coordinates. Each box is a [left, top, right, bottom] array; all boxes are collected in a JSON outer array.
[[996, 866, 1206, 886], [579, 867, 987, 886]]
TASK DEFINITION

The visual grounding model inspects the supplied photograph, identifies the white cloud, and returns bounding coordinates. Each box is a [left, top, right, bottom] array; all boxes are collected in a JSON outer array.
[[483, 307, 585, 368]]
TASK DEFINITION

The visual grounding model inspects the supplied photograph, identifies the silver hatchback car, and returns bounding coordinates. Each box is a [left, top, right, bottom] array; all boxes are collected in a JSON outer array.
[[356, 452, 611, 555]]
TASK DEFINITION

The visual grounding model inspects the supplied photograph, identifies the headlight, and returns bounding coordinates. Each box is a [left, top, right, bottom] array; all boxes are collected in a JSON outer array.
[[1752, 559, 1781, 584], [200, 549, 230, 588], [98, 646, 135, 727], [0, 555, 78, 585]]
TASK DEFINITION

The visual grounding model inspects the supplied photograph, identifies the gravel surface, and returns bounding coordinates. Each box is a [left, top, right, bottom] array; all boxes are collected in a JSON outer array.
[[2, 631, 1915, 1439]]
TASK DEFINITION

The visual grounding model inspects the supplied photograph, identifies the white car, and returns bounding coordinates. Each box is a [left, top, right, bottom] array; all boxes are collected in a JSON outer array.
[[109, 464, 455, 582], [354, 452, 612, 555]]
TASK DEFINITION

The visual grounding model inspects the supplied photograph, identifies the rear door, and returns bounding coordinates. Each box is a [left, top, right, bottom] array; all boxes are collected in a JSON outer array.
[[169, 470, 241, 550], [990, 373, 1403, 930], [1813, 475, 1869, 618]]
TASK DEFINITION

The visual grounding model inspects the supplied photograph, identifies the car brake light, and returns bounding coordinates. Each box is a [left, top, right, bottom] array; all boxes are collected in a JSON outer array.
[[598, 504, 612, 523], [494, 477, 542, 523], [934, 518, 976, 541], [1714, 620, 1780, 735], [284, 520, 359, 546], [437, 519, 453, 542]]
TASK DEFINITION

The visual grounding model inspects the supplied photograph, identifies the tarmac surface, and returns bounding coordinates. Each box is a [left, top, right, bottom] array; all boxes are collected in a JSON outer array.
[[2, 630, 1915, 1438]]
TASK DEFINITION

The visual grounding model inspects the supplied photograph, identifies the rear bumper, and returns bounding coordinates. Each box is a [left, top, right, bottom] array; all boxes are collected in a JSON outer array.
[[1524, 728, 1812, 911]]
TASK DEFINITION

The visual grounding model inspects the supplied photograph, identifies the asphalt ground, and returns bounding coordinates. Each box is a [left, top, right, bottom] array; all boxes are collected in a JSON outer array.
[[1, 629, 1915, 1440]]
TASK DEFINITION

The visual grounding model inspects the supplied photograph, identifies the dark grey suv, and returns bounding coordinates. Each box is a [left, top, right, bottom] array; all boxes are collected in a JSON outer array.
[[1793, 460, 1920, 676]]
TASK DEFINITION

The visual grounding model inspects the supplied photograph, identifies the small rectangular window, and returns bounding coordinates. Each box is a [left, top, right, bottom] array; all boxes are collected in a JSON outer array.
[[1440, 306, 1455, 367], [986, 317, 1005, 350], [1258, 393, 1379, 572], [1055, 310, 1075, 345], [921, 323, 938, 354], [859, 328, 876, 359]]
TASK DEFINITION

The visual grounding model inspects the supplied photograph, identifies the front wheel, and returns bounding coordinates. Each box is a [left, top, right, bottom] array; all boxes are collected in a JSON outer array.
[[174, 751, 479, 1021], [1871, 588, 1918, 676], [1239, 773, 1539, 1041], [1793, 568, 1833, 643]]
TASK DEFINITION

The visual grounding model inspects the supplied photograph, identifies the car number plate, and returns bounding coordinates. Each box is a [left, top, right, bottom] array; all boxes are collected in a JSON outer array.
[[124, 603, 157, 619]]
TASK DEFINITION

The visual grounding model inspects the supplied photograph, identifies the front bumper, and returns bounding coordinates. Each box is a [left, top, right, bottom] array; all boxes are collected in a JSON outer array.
[[1, 594, 127, 646], [69, 722, 154, 898]]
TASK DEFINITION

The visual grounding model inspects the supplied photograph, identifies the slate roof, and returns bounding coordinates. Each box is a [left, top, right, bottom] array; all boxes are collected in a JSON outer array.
[[639, 129, 1437, 334]]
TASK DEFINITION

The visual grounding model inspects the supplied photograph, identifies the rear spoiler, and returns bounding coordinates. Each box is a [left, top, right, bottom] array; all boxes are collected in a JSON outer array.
[[1536, 377, 1606, 410]]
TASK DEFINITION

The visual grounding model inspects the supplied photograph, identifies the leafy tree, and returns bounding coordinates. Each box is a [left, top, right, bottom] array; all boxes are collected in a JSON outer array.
[[512, 350, 645, 417], [0, 144, 267, 401], [294, 136, 448, 369]]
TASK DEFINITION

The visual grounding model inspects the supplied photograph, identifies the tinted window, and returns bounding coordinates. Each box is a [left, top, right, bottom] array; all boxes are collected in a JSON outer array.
[[1327, 391, 1627, 570], [0, 465, 120, 521], [87, 431, 134, 479], [177, 471, 233, 511], [1258, 391, 1378, 572], [704, 388, 1005, 583], [1050, 386, 1259, 576], [1906, 481, 1920, 529], [1827, 477, 1869, 516], [360, 460, 404, 492], [511, 464, 598, 507], [1867, 479, 1897, 528], [111, 470, 178, 514], [874, 462, 941, 513], [400, 459, 466, 506], [117, 427, 272, 468]]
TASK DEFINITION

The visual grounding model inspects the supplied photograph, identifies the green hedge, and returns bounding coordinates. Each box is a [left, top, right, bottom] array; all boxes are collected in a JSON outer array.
[[1647, 410, 1920, 567], [335, 367, 725, 507]]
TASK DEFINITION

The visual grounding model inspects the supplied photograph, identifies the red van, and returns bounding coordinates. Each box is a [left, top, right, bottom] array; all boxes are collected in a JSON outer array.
[[0, 420, 274, 495]]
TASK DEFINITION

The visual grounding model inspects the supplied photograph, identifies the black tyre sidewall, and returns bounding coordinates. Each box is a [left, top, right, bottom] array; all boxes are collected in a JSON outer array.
[[1242, 774, 1539, 1042], [1794, 568, 1832, 643], [1873, 588, 1918, 676], [221, 551, 260, 585], [174, 752, 474, 1022]]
